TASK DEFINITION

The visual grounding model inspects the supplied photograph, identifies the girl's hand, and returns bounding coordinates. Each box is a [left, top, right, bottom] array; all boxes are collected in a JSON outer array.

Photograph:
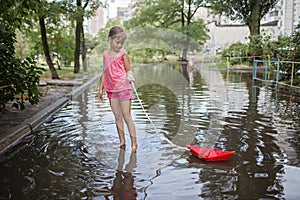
[[98, 89, 104, 102], [127, 71, 135, 83]]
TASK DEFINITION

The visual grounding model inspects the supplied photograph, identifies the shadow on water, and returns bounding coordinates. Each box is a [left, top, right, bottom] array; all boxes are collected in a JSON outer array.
[[1, 62, 300, 199]]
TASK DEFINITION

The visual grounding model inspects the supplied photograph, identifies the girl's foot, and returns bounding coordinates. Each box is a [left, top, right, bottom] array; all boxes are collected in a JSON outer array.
[[113, 143, 125, 149], [120, 144, 126, 150], [131, 144, 138, 153]]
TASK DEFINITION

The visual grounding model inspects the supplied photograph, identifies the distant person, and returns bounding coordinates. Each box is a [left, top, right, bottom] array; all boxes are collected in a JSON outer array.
[[188, 53, 195, 86], [188, 53, 194, 68], [98, 26, 137, 152], [189, 65, 194, 87]]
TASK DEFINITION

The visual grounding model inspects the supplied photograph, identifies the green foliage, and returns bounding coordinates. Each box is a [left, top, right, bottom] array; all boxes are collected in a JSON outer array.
[[17, 1, 76, 67], [219, 27, 300, 85], [208, 0, 279, 21], [272, 32, 300, 84], [221, 42, 248, 65], [248, 35, 263, 56], [221, 42, 248, 57], [208, 0, 279, 35], [0, 23, 44, 110], [125, 0, 208, 60]]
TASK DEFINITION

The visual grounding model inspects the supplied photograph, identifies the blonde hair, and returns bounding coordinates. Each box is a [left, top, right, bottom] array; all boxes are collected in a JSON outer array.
[[108, 26, 126, 40]]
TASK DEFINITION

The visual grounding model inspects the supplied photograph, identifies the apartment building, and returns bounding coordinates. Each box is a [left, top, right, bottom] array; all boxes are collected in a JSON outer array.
[[88, 1, 108, 36], [203, 0, 300, 54], [262, 0, 300, 35], [88, 0, 133, 36]]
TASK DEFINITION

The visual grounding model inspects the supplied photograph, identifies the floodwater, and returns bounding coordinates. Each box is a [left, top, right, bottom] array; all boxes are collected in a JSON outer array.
[[1, 63, 300, 199]]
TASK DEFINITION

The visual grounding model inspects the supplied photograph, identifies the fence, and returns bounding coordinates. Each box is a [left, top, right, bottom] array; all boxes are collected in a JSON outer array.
[[226, 56, 299, 87], [279, 60, 300, 86], [252, 58, 280, 85]]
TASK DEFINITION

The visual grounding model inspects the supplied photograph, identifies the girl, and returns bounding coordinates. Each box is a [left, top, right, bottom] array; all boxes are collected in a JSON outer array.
[[98, 26, 137, 152]]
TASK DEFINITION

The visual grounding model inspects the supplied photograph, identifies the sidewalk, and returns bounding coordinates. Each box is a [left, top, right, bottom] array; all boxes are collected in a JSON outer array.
[[0, 74, 100, 154]]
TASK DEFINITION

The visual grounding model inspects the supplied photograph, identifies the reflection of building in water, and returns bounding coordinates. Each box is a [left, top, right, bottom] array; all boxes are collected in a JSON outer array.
[[194, 65, 249, 147]]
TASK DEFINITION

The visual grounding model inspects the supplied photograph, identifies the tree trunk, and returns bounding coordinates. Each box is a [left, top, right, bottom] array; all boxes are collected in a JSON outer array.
[[39, 16, 59, 79], [74, 21, 81, 73], [74, 0, 82, 74], [180, 0, 187, 60], [81, 25, 88, 72], [180, 0, 193, 61], [182, 37, 190, 61], [248, 2, 260, 35]]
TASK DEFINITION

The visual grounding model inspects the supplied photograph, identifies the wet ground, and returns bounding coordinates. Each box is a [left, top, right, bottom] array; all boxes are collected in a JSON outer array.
[[1, 63, 300, 199]]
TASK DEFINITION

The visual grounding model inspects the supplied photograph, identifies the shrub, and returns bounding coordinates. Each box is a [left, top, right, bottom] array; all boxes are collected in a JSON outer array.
[[0, 23, 44, 110]]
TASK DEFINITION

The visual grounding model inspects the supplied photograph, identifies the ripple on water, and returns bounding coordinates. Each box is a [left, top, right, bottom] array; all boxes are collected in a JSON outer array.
[[1, 65, 300, 199]]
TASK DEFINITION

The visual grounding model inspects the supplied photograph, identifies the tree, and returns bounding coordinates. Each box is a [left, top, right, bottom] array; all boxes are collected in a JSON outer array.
[[126, 0, 208, 60], [74, 0, 83, 73], [18, 0, 62, 79], [208, 0, 279, 35], [0, 0, 44, 109], [39, 15, 60, 79], [19, 3, 75, 68], [31, 0, 61, 79], [72, 0, 100, 73]]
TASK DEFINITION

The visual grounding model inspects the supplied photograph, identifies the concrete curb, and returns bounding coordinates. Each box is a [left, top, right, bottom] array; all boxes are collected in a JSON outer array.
[[0, 73, 101, 154]]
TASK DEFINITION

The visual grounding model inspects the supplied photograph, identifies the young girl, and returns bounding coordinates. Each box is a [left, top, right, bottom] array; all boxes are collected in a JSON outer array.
[[98, 26, 137, 152]]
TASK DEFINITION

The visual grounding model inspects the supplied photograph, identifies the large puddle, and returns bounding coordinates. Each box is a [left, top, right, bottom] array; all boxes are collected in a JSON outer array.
[[1, 63, 300, 199]]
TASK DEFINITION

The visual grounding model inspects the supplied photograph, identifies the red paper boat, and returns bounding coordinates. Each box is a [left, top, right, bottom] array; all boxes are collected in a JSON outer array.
[[187, 145, 235, 161]]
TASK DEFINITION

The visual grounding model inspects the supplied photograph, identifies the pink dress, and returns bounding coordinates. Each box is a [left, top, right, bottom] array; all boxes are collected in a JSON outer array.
[[103, 50, 132, 92]]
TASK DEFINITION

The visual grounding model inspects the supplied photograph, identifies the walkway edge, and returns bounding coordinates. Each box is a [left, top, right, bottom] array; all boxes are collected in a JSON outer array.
[[0, 73, 101, 154]]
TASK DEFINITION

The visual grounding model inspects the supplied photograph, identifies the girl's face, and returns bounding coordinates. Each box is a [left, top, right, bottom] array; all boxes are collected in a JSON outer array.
[[109, 35, 125, 53]]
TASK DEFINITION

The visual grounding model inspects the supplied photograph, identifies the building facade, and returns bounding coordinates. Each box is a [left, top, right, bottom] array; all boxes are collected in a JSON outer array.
[[262, 0, 300, 36], [203, 0, 300, 54], [88, 1, 108, 36]]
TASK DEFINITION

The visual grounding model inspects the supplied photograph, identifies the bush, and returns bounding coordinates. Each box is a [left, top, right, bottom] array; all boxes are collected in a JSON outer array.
[[0, 23, 44, 110], [221, 42, 248, 58], [221, 42, 249, 65]]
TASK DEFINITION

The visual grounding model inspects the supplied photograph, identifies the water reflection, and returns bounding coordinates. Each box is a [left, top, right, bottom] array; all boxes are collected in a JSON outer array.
[[111, 149, 137, 199], [0, 62, 300, 199], [189, 65, 194, 87]]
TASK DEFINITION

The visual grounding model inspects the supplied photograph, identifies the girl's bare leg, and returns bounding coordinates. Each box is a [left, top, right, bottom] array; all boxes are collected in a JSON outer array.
[[120, 100, 137, 152], [110, 98, 125, 148]]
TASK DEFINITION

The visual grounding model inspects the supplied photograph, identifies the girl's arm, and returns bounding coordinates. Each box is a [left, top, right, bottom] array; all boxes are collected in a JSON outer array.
[[98, 71, 105, 102], [98, 56, 105, 101], [124, 53, 131, 72], [124, 53, 135, 82]]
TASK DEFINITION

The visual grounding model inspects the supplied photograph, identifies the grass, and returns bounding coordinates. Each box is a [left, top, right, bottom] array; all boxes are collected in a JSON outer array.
[[40, 64, 101, 81]]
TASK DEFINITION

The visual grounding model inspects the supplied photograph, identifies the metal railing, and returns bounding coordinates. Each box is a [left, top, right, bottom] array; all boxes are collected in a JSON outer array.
[[226, 56, 299, 87], [252, 59, 280, 85]]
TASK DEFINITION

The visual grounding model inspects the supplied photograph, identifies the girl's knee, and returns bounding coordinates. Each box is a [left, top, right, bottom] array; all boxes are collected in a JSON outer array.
[[123, 114, 133, 124], [114, 113, 123, 122]]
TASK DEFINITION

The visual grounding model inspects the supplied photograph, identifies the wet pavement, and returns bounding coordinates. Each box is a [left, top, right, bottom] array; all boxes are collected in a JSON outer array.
[[1, 63, 300, 199], [0, 74, 100, 154]]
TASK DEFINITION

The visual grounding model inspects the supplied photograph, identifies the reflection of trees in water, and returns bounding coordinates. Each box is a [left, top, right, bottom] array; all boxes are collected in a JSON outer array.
[[133, 63, 198, 146], [231, 84, 283, 198], [137, 84, 181, 138], [133, 63, 298, 198], [188, 70, 290, 198]]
